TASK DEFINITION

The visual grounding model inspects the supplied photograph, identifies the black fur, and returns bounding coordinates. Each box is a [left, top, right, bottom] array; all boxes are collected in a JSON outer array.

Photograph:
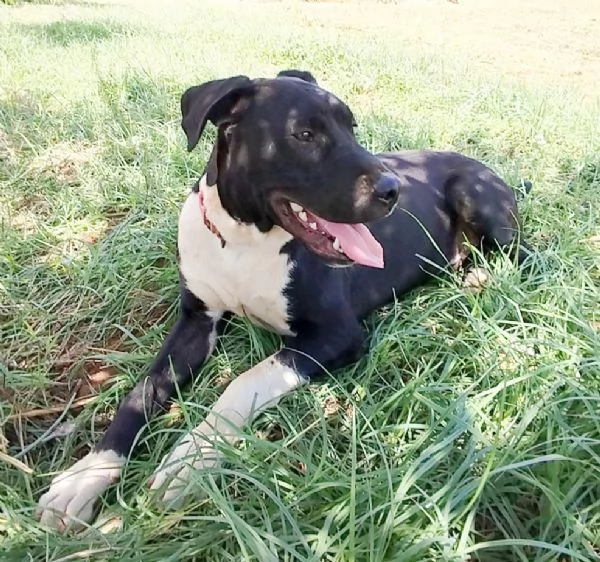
[[182, 75, 399, 234], [38, 70, 530, 528], [276, 69, 318, 84], [99, 69, 527, 448], [97, 283, 219, 456]]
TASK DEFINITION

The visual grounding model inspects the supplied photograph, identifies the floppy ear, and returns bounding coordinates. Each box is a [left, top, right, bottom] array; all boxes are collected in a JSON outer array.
[[276, 69, 318, 85], [180, 75, 252, 152]]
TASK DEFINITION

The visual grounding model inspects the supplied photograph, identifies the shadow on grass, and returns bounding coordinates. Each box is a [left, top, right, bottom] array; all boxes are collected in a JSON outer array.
[[16, 19, 132, 47]]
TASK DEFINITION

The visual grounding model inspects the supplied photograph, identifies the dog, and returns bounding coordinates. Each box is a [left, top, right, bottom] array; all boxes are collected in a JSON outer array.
[[36, 69, 529, 531]]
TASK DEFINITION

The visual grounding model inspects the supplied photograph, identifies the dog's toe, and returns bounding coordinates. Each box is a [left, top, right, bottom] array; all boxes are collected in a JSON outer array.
[[36, 450, 123, 533], [150, 433, 221, 509], [37, 489, 95, 533]]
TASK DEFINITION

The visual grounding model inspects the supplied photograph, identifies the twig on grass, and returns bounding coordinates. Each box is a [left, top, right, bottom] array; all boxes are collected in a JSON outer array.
[[0, 450, 33, 475], [6, 395, 96, 422], [12, 392, 88, 460]]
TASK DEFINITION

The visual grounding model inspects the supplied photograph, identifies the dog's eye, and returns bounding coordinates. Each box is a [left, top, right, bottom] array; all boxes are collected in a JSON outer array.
[[296, 130, 314, 142]]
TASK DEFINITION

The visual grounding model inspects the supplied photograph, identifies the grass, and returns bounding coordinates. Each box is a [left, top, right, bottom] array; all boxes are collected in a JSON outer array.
[[1, 0, 599, 560]]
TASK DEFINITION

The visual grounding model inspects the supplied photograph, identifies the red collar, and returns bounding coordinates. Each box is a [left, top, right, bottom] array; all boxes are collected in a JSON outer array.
[[199, 189, 226, 248]]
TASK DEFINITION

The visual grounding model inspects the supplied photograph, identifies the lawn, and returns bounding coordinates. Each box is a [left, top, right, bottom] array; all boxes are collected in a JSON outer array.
[[1, 0, 599, 560]]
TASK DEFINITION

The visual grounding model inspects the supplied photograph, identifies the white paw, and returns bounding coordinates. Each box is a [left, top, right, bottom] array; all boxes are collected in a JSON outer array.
[[149, 430, 221, 509], [37, 450, 124, 533], [463, 267, 490, 291]]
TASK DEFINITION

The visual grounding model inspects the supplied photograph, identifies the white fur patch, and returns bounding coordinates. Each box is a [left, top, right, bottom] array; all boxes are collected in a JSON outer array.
[[37, 450, 125, 532], [178, 177, 295, 335], [150, 355, 305, 507], [463, 266, 490, 291]]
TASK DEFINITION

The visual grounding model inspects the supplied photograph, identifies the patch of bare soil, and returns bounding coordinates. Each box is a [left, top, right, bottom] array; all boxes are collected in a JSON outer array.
[[28, 141, 101, 185], [300, 0, 600, 98]]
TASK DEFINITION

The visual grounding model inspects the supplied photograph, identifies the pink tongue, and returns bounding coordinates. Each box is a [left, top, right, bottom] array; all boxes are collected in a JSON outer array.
[[317, 219, 384, 268]]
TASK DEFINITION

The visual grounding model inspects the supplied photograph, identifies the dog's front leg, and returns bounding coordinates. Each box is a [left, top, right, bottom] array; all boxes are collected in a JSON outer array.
[[151, 320, 366, 507], [37, 300, 220, 532], [149, 353, 307, 506]]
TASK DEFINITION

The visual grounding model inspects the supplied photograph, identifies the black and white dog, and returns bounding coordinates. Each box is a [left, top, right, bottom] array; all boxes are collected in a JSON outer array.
[[37, 70, 528, 531]]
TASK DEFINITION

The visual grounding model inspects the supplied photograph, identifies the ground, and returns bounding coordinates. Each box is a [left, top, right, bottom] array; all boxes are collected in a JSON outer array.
[[0, 0, 599, 561]]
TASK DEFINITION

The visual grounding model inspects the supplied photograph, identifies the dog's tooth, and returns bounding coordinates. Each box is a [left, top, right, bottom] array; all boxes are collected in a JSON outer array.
[[309, 222, 317, 230], [290, 202, 303, 213], [298, 211, 308, 222], [333, 238, 341, 251]]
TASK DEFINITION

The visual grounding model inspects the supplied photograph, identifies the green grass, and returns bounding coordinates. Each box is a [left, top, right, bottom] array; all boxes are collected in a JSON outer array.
[[1, 0, 599, 560]]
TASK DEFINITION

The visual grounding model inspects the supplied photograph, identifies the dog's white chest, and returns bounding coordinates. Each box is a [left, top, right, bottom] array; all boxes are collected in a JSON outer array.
[[177, 184, 294, 335]]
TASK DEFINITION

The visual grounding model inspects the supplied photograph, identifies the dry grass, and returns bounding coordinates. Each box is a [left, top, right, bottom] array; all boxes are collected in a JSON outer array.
[[1, 0, 599, 560]]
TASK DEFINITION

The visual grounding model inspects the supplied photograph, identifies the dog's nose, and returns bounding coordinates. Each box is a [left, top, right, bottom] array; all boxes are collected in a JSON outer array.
[[373, 174, 400, 206]]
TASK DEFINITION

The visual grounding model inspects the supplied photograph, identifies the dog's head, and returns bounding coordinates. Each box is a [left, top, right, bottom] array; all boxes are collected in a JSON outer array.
[[181, 70, 399, 268]]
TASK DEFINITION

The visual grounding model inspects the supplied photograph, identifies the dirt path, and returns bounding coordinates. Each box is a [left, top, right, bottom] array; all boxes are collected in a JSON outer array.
[[294, 0, 600, 98]]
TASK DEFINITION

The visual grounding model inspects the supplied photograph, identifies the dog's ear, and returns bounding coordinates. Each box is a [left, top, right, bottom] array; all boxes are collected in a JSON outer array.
[[180, 75, 253, 152], [276, 69, 318, 85]]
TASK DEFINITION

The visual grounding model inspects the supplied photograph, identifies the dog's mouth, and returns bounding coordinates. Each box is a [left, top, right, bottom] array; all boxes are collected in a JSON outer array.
[[272, 198, 384, 268]]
